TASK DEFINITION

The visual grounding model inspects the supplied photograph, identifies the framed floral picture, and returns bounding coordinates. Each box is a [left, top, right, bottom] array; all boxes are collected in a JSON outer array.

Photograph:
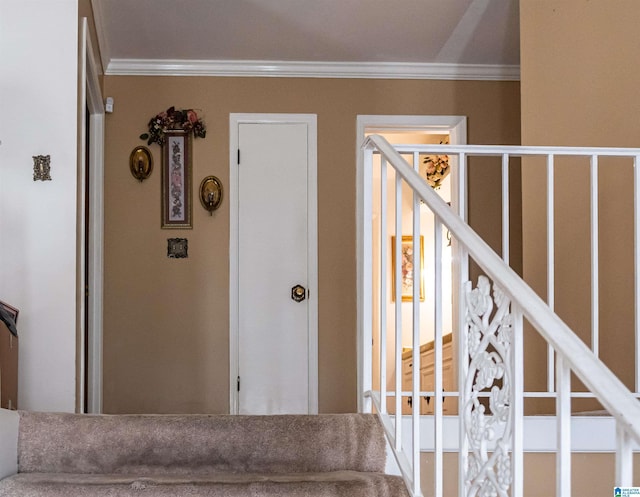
[[162, 130, 193, 229], [391, 235, 425, 302]]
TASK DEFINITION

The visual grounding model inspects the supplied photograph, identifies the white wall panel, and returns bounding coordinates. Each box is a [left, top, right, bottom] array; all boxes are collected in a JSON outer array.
[[0, 0, 78, 412]]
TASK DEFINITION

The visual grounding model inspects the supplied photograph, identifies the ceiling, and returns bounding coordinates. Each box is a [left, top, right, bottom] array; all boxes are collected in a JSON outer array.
[[92, 0, 520, 79]]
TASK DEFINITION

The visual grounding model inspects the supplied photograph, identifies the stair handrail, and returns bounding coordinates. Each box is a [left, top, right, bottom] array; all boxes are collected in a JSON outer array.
[[362, 132, 640, 446]]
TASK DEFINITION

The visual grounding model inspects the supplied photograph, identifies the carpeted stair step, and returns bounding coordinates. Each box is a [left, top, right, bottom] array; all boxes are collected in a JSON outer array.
[[0, 471, 408, 496], [0, 411, 409, 496]]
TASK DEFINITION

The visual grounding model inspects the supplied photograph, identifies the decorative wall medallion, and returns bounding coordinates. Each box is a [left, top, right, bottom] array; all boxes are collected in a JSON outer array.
[[463, 275, 513, 497], [167, 238, 188, 259], [129, 146, 153, 182], [199, 175, 223, 214], [33, 155, 51, 181]]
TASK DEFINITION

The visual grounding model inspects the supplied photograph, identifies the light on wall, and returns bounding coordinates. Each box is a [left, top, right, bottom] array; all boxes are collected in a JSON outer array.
[[199, 175, 223, 215], [129, 146, 153, 182]]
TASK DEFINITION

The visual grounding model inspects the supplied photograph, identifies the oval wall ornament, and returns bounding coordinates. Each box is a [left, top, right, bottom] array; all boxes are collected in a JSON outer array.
[[199, 175, 223, 214]]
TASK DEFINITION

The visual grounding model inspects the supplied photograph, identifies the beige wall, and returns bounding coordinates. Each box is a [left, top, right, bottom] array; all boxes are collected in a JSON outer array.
[[520, 0, 640, 396], [420, 452, 640, 497], [78, 0, 103, 77], [102, 76, 520, 414]]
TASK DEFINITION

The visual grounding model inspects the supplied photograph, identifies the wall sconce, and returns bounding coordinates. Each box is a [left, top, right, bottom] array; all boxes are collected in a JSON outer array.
[[129, 146, 153, 182], [199, 175, 223, 215]]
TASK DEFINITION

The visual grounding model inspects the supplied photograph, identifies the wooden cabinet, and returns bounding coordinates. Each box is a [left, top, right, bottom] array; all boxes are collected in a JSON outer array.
[[0, 322, 18, 410], [401, 334, 455, 415]]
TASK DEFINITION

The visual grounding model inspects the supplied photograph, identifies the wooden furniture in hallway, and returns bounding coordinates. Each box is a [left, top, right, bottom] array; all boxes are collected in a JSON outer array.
[[0, 323, 17, 410], [402, 333, 455, 415]]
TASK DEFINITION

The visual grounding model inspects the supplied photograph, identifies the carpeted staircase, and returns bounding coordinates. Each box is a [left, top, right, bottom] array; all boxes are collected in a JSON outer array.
[[0, 410, 409, 496]]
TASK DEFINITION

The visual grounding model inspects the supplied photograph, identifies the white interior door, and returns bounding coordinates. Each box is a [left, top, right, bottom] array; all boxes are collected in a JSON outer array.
[[230, 115, 318, 415]]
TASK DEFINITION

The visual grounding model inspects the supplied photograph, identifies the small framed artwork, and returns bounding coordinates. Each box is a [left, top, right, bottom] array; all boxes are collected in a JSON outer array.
[[391, 235, 425, 302], [162, 130, 193, 229]]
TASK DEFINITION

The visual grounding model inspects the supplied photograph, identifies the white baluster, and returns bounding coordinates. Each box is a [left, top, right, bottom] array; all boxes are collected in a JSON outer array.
[[502, 153, 510, 265], [434, 217, 443, 497], [512, 305, 524, 497], [547, 154, 555, 393], [616, 424, 633, 487], [456, 152, 469, 497], [412, 151, 422, 497], [556, 355, 571, 497], [395, 170, 403, 450], [380, 158, 388, 414], [590, 155, 599, 357], [635, 155, 640, 393], [362, 147, 373, 413]]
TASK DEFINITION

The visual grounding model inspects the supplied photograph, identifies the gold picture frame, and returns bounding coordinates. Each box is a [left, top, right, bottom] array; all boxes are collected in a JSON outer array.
[[162, 130, 193, 229], [391, 235, 425, 302]]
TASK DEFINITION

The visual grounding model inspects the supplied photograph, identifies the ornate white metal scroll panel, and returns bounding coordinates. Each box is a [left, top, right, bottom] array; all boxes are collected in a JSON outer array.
[[463, 276, 513, 497]]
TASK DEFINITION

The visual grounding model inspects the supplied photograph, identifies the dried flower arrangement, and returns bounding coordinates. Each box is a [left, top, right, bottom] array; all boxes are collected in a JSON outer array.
[[140, 107, 206, 146], [423, 140, 450, 189]]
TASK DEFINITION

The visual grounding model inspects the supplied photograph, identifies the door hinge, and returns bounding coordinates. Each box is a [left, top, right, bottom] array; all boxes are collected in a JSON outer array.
[[237, 149, 240, 165], [237, 376, 240, 391]]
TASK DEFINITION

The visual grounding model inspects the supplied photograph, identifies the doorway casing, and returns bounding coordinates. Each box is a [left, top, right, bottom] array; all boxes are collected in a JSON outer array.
[[79, 18, 105, 414], [355, 115, 467, 412]]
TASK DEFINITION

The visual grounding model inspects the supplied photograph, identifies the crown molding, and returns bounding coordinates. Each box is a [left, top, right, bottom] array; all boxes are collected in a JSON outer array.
[[105, 59, 520, 81]]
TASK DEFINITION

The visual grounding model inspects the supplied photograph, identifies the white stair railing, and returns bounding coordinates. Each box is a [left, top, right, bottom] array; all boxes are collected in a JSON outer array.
[[360, 134, 640, 497]]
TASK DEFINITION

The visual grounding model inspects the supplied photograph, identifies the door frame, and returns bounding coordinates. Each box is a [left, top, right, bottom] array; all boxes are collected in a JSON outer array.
[[229, 113, 318, 415], [355, 115, 467, 412], [79, 18, 105, 414]]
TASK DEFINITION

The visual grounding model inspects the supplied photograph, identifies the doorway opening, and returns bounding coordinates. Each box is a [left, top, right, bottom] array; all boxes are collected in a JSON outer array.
[[356, 115, 467, 412]]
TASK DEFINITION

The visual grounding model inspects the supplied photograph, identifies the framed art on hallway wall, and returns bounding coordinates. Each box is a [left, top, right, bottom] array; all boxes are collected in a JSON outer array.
[[162, 130, 192, 229], [391, 235, 424, 302]]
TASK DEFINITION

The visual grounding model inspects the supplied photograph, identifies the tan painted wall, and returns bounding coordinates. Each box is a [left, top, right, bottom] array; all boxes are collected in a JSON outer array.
[[78, 0, 100, 71], [420, 452, 640, 497], [520, 0, 640, 398], [102, 76, 520, 414]]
